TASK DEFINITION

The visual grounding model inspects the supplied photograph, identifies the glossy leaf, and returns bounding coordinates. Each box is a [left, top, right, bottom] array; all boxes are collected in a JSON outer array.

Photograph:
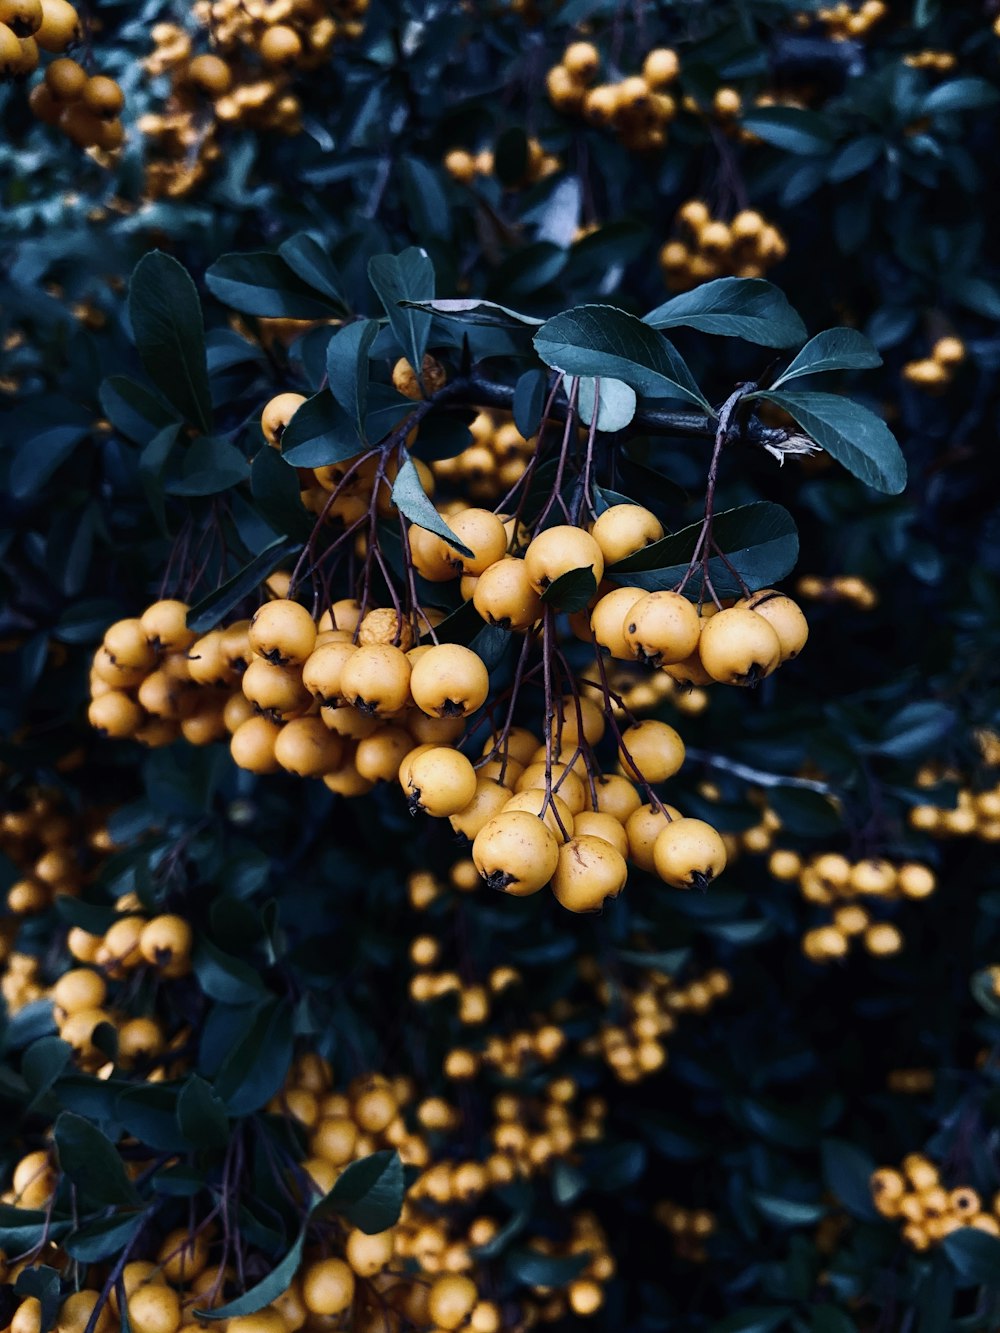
[[326, 318, 379, 440], [368, 248, 435, 373], [534, 305, 711, 409], [391, 457, 474, 557], [206, 251, 343, 318], [316, 1149, 405, 1233], [772, 329, 882, 387], [129, 252, 212, 433], [644, 278, 806, 348], [755, 389, 906, 494], [575, 376, 637, 432]]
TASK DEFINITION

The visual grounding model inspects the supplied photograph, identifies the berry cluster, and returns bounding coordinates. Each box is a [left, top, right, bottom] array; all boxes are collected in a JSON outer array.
[[796, 573, 879, 611], [0, 784, 114, 920], [546, 43, 680, 152], [903, 49, 957, 72], [1, 0, 125, 152], [804, 1, 888, 41], [659, 200, 787, 291], [431, 412, 536, 504], [443, 139, 560, 189], [902, 335, 966, 391], [140, 0, 366, 198], [654, 1201, 716, 1262], [766, 850, 935, 963], [871, 1156, 1000, 1250]]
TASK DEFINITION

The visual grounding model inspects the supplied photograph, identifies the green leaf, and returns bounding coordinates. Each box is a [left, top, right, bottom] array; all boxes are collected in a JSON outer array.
[[14, 1265, 62, 1331], [7, 398, 92, 499], [23, 1036, 72, 1112], [740, 106, 835, 154], [165, 437, 248, 497], [115, 1083, 191, 1152], [327, 319, 379, 440], [178, 1074, 230, 1149], [575, 376, 637, 432], [754, 389, 906, 494], [54, 1111, 140, 1208], [129, 252, 212, 434], [196, 1225, 307, 1320], [404, 298, 543, 328], [368, 248, 435, 374], [64, 1211, 145, 1263], [820, 1139, 879, 1221], [212, 998, 294, 1116], [924, 78, 1000, 115], [540, 566, 598, 613], [534, 305, 711, 410], [754, 1194, 826, 1226], [251, 446, 313, 542], [205, 251, 342, 318], [316, 1149, 405, 1233], [140, 422, 182, 534], [644, 278, 806, 348], [941, 1228, 1000, 1285], [513, 369, 549, 436], [391, 457, 473, 557], [193, 936, 268, 1005], [506, 1248, 590, 1286], [186, 536, 300, 634], [610, 501, 798, 598], [277, 234, 347, 308], [0, 1204, 70, 1252], [772, 329, 882, 387], [280, 392, 362, 468], [100, 375, 179, 446]]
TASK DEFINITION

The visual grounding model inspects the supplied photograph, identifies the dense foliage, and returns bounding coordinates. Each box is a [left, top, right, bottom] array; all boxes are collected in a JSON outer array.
[[2, 2, 1000, 1332]]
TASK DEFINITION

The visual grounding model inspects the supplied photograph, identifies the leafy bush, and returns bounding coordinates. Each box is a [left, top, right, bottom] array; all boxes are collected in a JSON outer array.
[[2, 2, 1000, 1331]]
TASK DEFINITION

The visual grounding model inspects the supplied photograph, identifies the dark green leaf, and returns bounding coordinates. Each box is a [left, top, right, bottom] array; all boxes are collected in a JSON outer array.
[[186, 537, 300, 634], [316, 1149, 405, 1233], [754, 1194, 826, 1226], [708, 1308, 792, 1333], [821, 1139, 879, 1221], [178, 1075, 230, 1149], [213, 999, 294, 1115], [196, 1226, 307, 1320], [505, 1248, 590, 1286], [867, 701, 957, 759], [54, 1111, 140, 1208], [392, 457, 473, 557], [280, 392, 362, 468], [129, 252, 212, 433], [772, 329, 882, 387], [0, 1204, 70, 1252], [534, 305, 710, 410], [165, 437, 248, 497], [193, 936, 268, 1005], [23, 1036, 72, 1112], [64, 1211, 145, 1263], [610, 501, 798, 598], [404, 298, 543, 328], [924, 78, 1000, 115], [644, 279, 806, 348], [277, 234, 347, 308], [206, 251, 342, 318], [368, 248, 435, 373], [540, 566, 598, 613], [755, 389, 906, 495], [811, 1309, 858, 1333], [327, 319, 379, 440], [140, 422, 182, 533], [14, 1265, 62, 1331], [740, 106, 835, 154], [513, 370, 549, 437], [251, 446, 313, 541], [941, 1228, 1000, 1285], [8, 398, 92, 499], [99, 375, 179, 446]]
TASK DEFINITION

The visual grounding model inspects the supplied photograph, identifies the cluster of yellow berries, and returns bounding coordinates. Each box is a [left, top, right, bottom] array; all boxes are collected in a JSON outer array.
[[660, 200, 788, 291], [580, 959, 730, 1083], [909, 754, 1000, 841], [796, 572, 879, 611], [654, 1201, 716, 1262], [801, 1, 887, 41], [903, 50, 957, 72], [767, 850, 935, 963], [902, 336, 966, 391], [871, 1155, 1000, 1251], [431, 411, 537, 503], [0, 784, 114, 919], [546, 43, 680, 152], [443, 138, 560, 189], [0, 0, 125, 153]]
